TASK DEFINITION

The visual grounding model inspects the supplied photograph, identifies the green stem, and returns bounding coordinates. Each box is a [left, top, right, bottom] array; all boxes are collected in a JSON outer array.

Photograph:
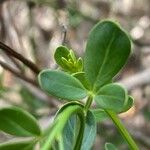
[[73, 96, 93, 150], [105, 109, 139, 150], [42, 105, 85, 150], [74, 96, 94, 149], [84, 95, 93, 114], [73, 113, 85, 150]]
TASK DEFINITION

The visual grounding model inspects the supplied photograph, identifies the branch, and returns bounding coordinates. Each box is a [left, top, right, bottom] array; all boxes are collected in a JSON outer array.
[[0, 60, 38, 87], [62, 25, 67, 45], [6, 54, 24, 73], [0, 41, 41, 75]]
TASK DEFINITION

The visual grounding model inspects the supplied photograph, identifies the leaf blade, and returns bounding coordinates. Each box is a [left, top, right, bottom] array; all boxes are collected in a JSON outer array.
[[0, 107, 41, 137], [38, 70, 87, 101], [61, 110, 96, 150], [105, 143, 117, 150], [95, 83, 128, 112], [120, 96, 134, 113], [84, 20, 131, 90], [54, 46, 70, 70], [41, 102, 85, 150], [81, 111, 96, 150], [91, 108, 108, 122], [0, 140, 35, 150]]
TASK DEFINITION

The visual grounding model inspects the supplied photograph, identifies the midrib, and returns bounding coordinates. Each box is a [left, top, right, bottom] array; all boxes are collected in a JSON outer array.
[[1, 116, 33, 136], [94, 29, 117, 88]]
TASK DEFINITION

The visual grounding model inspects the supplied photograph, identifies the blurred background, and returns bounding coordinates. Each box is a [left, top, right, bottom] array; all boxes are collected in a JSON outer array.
[[0, 0, 150, 149]]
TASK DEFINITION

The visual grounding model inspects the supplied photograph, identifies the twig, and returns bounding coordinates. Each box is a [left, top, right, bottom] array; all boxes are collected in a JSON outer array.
[[62, 25, 67, 45], [0, 60, 62, 107], [4, 2, 25, 73], [0, 60, 62, 108], [0, 60, 38, 87], [0, 41, 40, 75], [6, 54, 24, 73]]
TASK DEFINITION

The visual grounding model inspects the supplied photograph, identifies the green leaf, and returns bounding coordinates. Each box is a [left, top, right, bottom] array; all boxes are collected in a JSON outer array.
[[41, 102, 85, 150], [38, 70, 87, 101], [61, 110, 96, 150], [84, 20, 131, 90], [73, 72, 90, 90], [105, 143, 117, 150], [120, 96, 133, 113], [105, 110, 139, 150], [94, 83, 128, 112], [54, 46, 70, 70], [58, 115, 76, 150], [52, 102, 83, 150], [0, 140, 35, 150], [91, 108, 108, 122], [54, 46, 83, 73], [81, 111, 96, 150], [0, 107, 41, 137], [77, 57, 83, 71]]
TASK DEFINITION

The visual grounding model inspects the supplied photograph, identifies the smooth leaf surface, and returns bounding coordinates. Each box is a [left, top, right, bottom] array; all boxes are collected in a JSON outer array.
[[73, 72, 90, 90], [41, 102, 85, 150], [54, 46, 70, 70], [95, 83, 128, 112], [54, 102, 83, 150], [120, 96, 133, 113], [91, 108, 108, 122], [0, 107, 41, 137], [81, 111, 96, 150], [105, 143, 117, 150], [84, 20, 131, 90], [61, 109, 96, 150], [38, 70, 87, 101], [0, 140, 34, 150], [60, 115, 76, 150]]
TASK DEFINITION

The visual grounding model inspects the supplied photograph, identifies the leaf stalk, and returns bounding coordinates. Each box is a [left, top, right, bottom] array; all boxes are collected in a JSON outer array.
[[84, 95, 93, 114], [105, 109, 139, 150]]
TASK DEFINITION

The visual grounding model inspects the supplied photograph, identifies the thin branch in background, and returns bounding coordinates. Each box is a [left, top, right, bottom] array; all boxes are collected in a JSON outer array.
[[5, 2, 26, 74], [0, 41, 41, 75], [0, 40, 60, 107], [0, 60, 61, 108], [0, 60, 38, 87], [6, 54, 24, 73], [62, 25, 67, 45]]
